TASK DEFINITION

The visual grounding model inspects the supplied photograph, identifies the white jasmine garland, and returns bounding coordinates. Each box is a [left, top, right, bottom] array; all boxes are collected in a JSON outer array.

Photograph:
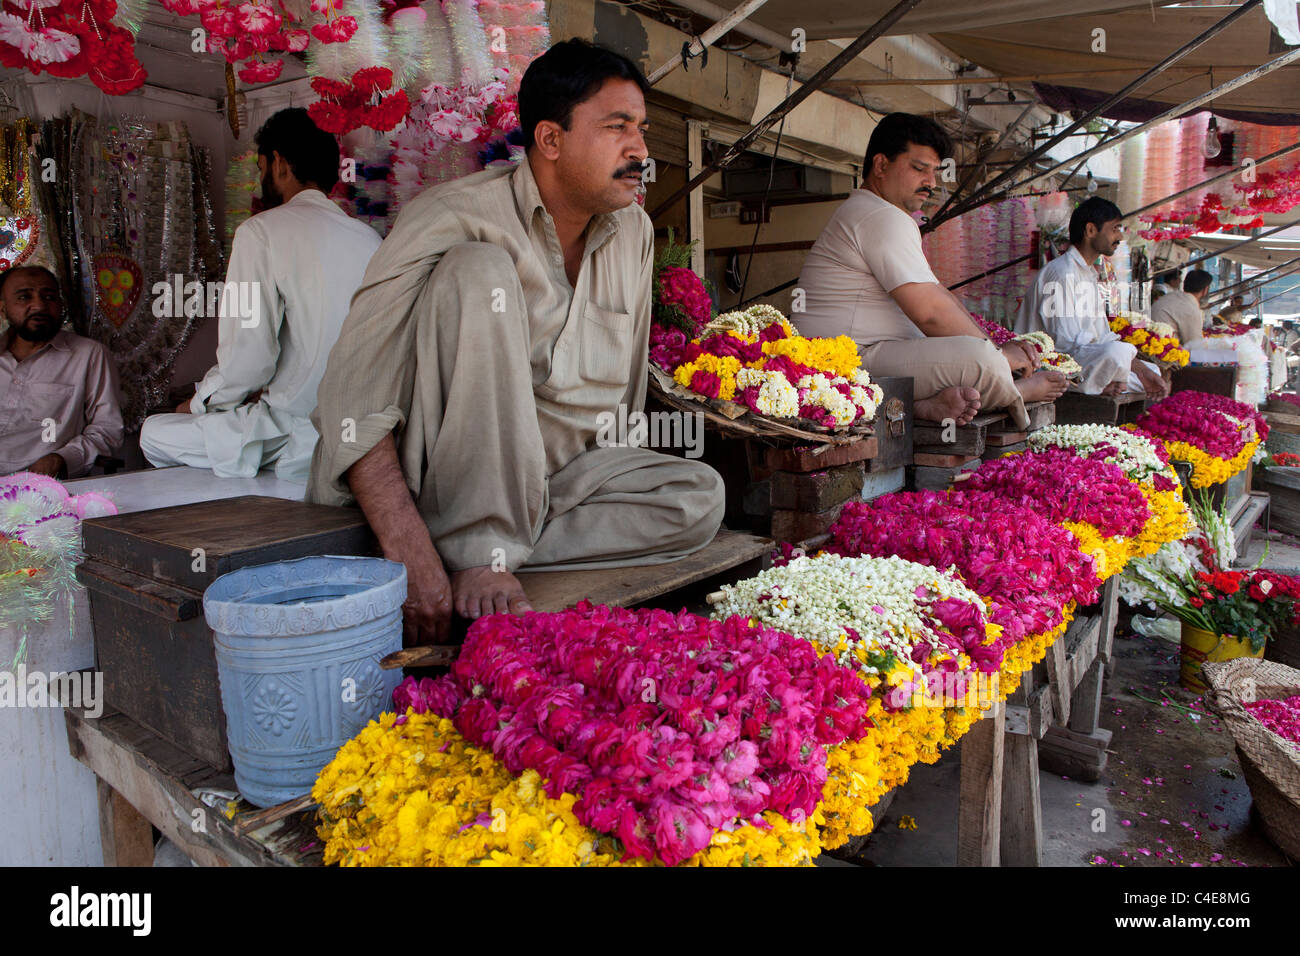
[[1028, 423, 1168, 483], [709, 554, 987, 681]]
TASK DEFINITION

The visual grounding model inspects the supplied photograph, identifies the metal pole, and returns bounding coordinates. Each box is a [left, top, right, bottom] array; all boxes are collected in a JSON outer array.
[[1178, 215, 1300, 273], [1253, 277, 1300, 311], [1203, 256, 1300, 309], [928, 0, 1265, 226], [948, 252, 1035, 292], [941, 45, 1300, 222], [1124, 142, 1300, 223], [646, 0, 776, 85], [1203, 254, 1300, 305], [935, 100, 1037, 220], [648, 0, 925, 221]]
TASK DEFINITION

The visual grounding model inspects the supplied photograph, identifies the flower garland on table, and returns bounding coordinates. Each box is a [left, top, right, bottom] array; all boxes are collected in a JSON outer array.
[[1, 472, 117, 665], [320, 602, 878, 867], [1028, 423, 1173, 487], [708, 553, 998, 695], [958, 447, 1153, 580], [313, 711, 821, 866], [1267, 452, 1300, 468], [1134, 390, 1268, 487], [1268, 392, 1300, 412], [824, 491, 1102, 647], [659, 304, 884, 429], [1109, 313, 1190, 367]]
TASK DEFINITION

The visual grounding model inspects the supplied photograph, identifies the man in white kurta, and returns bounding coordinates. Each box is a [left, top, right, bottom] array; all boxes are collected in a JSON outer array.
[[140, 109, 381, 482], [1015, 197, 1167, 398]]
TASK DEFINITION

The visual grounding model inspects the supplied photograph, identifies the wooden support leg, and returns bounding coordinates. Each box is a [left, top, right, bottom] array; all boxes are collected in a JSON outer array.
[[1000, 732, 1042, 867], [97, 778, 155, 867], [1098, 576, 1120, 680], [1068, 658, 1105, 736], [958, 703, 1004, 867]]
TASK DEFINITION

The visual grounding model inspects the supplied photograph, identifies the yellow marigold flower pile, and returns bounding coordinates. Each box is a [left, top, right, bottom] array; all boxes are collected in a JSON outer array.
[[1165, 438, 1260, 488], [313, 712, 822, 867], [760, 334, 861, 379], [1109, 315, 1190, 366]]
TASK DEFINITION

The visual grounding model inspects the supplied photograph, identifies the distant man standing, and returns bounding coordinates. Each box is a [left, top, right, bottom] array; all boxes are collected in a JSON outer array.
[[0, 266, 123, 478], [140, 109, 381, 482], [796, 112, 1067, 428], [1016, 197, 1168, 398], [1151, 268, 1211, 345]]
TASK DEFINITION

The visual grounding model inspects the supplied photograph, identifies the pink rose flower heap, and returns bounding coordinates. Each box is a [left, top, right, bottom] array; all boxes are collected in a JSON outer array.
[[825, 491, 1102, 647], [1135, 390, 1268, 487], [405, 601, 874, 866], [960, 447, 1151, 539]]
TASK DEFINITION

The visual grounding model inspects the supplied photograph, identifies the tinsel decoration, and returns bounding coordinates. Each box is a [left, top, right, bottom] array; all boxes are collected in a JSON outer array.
[[0, 472, 117, 666], [307, 0, 389, 82], [444, 0, 494, 88]]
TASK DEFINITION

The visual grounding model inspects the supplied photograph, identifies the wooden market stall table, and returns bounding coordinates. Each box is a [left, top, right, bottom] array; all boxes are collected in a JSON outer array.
[[60, 529, 785, 867], [0, 466, 305, 867]]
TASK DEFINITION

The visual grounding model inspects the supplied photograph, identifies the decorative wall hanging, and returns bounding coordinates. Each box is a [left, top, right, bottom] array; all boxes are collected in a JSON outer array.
[[70, 112, 223, 430]]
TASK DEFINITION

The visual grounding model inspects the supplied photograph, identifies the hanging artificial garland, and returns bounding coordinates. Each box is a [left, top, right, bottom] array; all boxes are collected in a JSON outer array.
[[0, 0, 146, 94], [307, 66, 409, 135]]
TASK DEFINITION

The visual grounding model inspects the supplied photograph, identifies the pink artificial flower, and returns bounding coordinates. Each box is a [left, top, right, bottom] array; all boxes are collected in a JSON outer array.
[[311, 15, 357, 43], [236, 2, 281, 34]]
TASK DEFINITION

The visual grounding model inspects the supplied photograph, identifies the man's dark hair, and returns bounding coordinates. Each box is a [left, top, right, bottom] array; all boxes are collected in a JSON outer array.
[[518, 39, 651, 151], [1069, 196, 1124, 246], [0, 265, 58, 297], [1183, 269, 1213, 296], [254, 108, 339, 193], [864, 112, 953, 172], [1157, 270, 1180, 286]]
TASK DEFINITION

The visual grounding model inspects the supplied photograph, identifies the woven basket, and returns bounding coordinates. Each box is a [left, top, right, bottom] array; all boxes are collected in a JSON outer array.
[[1203, 658, 1300, 860]]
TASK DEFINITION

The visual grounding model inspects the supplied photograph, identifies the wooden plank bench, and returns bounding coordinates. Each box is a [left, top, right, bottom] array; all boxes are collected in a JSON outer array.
[[1054, 390, 1149, 426]]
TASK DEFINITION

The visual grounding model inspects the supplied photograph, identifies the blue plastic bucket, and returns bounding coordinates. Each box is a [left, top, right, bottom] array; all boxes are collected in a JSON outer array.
[[203, 555, 406, 808]]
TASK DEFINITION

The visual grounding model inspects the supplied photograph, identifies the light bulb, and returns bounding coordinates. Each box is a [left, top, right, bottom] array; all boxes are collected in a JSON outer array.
[[1203, 117, 1222, 159]]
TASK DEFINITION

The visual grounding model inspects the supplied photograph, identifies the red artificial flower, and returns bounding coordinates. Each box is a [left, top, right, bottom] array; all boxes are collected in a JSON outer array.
[[362, 90, 410, 132], [306, 101, 355, 135], [311, 15, 356, 43], [1189, 597, 1204, 608], [352, 66, 394, 93], [238, 58, 283, 84]]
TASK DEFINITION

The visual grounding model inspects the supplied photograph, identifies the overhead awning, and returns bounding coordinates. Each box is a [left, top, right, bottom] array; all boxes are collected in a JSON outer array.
[[701, 0, 1163, 43], [1186, 229, 1300, 268], [934, 4, 1300, 123]]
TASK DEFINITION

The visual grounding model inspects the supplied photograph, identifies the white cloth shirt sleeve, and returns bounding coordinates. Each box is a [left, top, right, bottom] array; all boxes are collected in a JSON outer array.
[[191, 220, 283, 414]]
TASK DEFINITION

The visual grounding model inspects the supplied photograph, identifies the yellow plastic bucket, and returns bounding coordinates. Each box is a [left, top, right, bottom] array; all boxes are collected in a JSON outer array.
[[1179, 624, 1265, 692]]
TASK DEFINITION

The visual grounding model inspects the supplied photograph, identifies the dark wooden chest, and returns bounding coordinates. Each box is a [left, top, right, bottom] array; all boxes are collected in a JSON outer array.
[[76, 495, 378, 771]]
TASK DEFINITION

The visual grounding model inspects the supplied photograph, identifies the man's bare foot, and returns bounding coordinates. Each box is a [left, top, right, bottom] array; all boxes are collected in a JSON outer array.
[[1015, 369, 1070, 403], [915, 386, 982, 426], [451, 566, 534, 619]]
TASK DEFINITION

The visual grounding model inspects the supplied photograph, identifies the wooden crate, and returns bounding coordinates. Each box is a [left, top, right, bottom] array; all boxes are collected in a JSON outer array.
[[1054, 390, 1148, 426], [77, 496, 378, 770]]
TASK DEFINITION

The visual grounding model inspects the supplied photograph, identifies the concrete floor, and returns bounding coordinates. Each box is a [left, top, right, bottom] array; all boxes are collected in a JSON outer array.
[[844, 527, 1300, 868]]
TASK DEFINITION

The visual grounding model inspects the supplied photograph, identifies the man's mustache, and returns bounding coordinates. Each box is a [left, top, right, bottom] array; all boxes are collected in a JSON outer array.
[[615, 163, 645, 179], [26, 312, 55, 322]]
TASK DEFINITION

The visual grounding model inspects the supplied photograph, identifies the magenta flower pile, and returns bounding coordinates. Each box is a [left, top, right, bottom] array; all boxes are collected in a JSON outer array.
[[1135, 391, 1269, 459], [961, 447, 1151, 538], [395, 601, 875, 866], [825, 491, 1101, 649], [1244, 695, 1300, 749]]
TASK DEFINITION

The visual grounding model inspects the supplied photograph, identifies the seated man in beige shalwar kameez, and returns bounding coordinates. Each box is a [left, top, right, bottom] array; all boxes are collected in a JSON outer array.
[[307, 40, 725, 643]]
